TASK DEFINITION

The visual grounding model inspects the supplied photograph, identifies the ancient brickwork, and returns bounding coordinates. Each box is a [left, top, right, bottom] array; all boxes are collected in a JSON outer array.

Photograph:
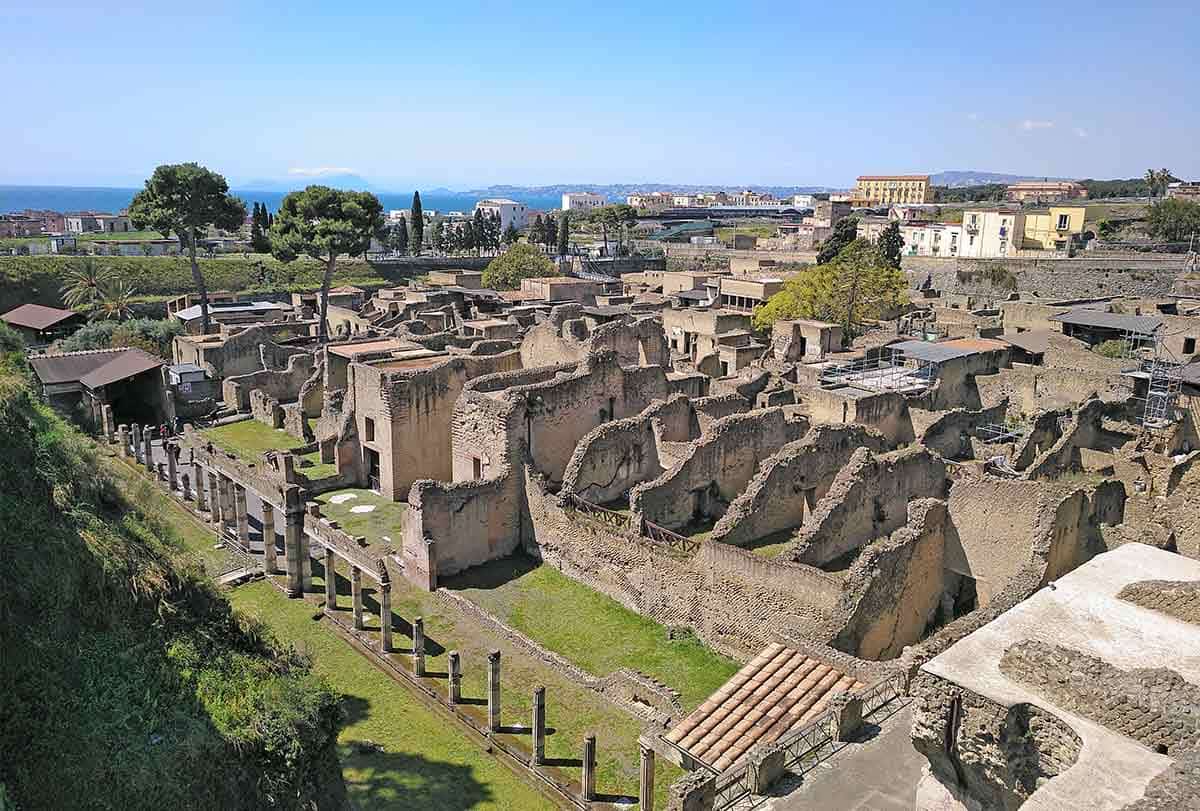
[[805, 387, 916, 446], [917, 403, 1008, 461], [223, 351, 316, 412], [630, 408, 808, 530], [1116, 580, 1200, 626], [903, 256, 1184, 300], [790, 447, 948, 568], [709, 424, 887, 547]]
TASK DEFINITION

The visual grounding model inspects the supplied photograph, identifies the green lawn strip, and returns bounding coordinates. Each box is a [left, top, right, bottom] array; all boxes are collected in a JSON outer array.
[[230, 581, 554, 811], [316, 566, 681, 808], [202, 418, 307, 459], [444, 559, 739, 711], [314, 488, 407, 544]]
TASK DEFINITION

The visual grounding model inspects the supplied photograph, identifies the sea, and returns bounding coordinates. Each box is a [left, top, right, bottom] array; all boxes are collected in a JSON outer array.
[[0, 185, 565, 217]]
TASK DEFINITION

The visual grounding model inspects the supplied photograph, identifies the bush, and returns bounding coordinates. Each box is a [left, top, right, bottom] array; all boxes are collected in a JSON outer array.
[[1093, 338, 1127, 358], [482, 243, 557, 290], [55, 317, 183, 358]]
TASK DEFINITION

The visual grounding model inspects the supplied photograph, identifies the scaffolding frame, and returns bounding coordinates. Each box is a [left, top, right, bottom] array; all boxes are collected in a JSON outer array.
[[975, 423, 1026, 444], [1120, 327, 1184, 432], [818, 347, 936, 393]]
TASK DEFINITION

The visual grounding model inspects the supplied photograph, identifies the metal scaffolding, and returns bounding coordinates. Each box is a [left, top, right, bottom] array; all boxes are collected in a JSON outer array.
[[818, 347, 936, 393], [1120, 327, 1184, 431], [975, 423, 1026, 444]]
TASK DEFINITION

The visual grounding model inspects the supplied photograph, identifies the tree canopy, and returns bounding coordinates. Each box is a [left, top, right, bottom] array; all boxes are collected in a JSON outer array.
[[1146, 198, 1200, 242], [481, 243, 557, 290], [128, 162, 246, 334], [816, 216, 860, 264], [752, 238, 907, 338], [269, 185, 384, 338], [876, 221, 905, 269], [410, 191, 424, 254]]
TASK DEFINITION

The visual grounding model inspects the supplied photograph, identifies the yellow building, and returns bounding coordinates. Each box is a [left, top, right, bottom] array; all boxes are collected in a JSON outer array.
[[852, 175, 932, 206], [1021, 206, 1086, 251]]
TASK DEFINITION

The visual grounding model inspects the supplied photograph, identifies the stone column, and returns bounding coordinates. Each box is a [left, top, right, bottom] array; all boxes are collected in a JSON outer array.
[[324, 547, 337, 611], [531, 686, 546, 766], [261, 502, 277, 574], [448, 651, 461, 704], [208, 471, 222, 527], [118, 425, 129, 458], [166, 446, 177, 491], [379, 581, 392, 652], [487, 650, 501, 731], [180, 472, 191, 501], [220, 477, 235, 533], [101, 404, 115, 442], [193, 463, 207, 511], [142, 430, 154, 472], [639, 744, 655, 811], [284, 511, 306, 597], [832, 694, 864, 742], [234, 485, 249, 548], [582, 734, 597, 801], [412, 616, 425, 676], [351, 566, 364, 630], [131, 424, 142, 463]]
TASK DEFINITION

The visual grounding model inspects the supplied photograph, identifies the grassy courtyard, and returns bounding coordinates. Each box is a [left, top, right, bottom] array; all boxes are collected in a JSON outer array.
[[443, 557, 739, 710], [201, 417, 335, 478], [314, 488, 408, 548]]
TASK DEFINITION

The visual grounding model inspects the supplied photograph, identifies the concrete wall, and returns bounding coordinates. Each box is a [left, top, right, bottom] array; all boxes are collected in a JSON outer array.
[[630, 408, 808, 529], [790, 447, 949, 567], [709, 424, 887, 547]]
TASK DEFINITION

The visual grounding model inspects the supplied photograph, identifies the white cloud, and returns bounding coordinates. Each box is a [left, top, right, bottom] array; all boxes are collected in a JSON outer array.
[[1020, 119, 1055, 131], [287, 166, 356, 176], [966, 112, 980, 122], [1074, 127, 1089, 138]]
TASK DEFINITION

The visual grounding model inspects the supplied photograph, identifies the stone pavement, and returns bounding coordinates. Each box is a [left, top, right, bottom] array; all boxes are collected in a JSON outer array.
[[765, 703, 924, 811]]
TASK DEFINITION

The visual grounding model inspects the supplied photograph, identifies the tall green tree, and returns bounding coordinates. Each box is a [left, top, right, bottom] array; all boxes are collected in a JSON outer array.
[[269, 186, 384, 339], [388, 216, 409, 254], [816, 216, 860, 264], [481, 243, 557, 289], [1147, 198, 1200, 242], [128, 163, 246, 334], [410, 191, 424, 255], [430, 215, 445, 254], [249, 202, 271, 253], [60, 256, 112, 312], [876, 221, 905, 269], [753, 239, 907, 338], [557, 212, 570, 256], [531, 214, 545, 252], [503, 223, 520, 246]]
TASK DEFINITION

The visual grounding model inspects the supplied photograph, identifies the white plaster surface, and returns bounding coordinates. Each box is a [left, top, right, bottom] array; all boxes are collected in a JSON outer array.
[[921, 543, 1200, 810], [329, 493, 357, 504], [350, 505, 376, 514]]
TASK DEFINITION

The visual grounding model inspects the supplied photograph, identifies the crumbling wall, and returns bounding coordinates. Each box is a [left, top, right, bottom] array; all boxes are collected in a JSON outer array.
[[911, 673, 1083, 811], [831, 499, 948, 660], [790, 447, 948, 568], [519, 308, 670, 369], [918, 403, 1008, 460], [691, 393, 752, 432], [560, 409, 663, 504], [1022, 398, 1125, 480], [1009, 408, 1068, 469], [631, 408, 808, 530], [222, 351, 316, 412], [191, 325, 309, 380], [805, 387, 915, 446], [709, 424, 887, 547]]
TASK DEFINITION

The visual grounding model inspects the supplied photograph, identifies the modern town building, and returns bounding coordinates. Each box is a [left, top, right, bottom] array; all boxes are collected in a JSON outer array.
[[0, 215, 44, 237], [64, 212, 133, 233], [1167, 182, 1200, 203], [1005, 180, 1088, 203], [852, 175, 932, 206], [561, 192, 606, 212], [474, 198, 529, 232]]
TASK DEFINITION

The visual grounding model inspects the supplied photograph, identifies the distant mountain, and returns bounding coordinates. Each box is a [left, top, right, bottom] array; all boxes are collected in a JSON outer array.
[[930, 170, 1074, 188], [235, 173, 379, 192]]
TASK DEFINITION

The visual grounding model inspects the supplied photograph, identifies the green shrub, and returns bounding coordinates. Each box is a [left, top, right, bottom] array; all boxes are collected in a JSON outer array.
[[55, 317, 183, 358], [1093, 338, 1127, 358]]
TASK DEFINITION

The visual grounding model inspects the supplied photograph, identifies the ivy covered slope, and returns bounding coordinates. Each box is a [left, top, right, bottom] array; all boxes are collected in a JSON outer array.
[[0, 357, 346, 809]]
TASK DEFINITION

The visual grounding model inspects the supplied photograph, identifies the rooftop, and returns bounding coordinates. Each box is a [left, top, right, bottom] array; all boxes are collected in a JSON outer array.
[[922, 544, 1200, 810], [30, 347, 163, 388], [1050, 308, 1164, 334], [328, 338, 415, 359], [1, 303, 81, 331], [173, 301, 287, 321]]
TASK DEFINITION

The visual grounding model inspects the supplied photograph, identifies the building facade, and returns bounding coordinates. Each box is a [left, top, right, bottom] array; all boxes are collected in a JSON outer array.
[[64, 212, 133, 233], [1005, 181, 1088, 203], [1167, 182, 1200, 203], [474, 198, 529, 232], [852, 175, 932, 206], [561, 192, 606, 212]]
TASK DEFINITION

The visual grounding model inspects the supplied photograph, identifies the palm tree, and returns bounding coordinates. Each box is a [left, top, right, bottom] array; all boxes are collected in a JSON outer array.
[[96, 282, 137, 321], [60, 257, 111, 311]]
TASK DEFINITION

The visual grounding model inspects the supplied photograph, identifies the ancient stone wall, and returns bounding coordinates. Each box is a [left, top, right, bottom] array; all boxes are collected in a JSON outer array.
[[222, 351, 316, 412], [805, 387, 915, 446], [630, 408, 808, 530], [917, 403, 1009, 460], [832, 499, 948, 660], [790, 447, 948, 567], [559, 407, 663, 505], [903, 256, 1184, 300], [709, 424, 887, 547]]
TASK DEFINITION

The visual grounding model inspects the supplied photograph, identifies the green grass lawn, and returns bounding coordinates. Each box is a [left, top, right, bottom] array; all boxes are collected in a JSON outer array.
[[443, 557, 739, 710], [231, 581, 556, 810], [314, 488, 408, 547], [201, 417, 335, 478]]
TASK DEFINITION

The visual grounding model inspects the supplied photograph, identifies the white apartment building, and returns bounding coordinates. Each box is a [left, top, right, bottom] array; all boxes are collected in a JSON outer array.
[[673, 194, 696, 206], [791, 194, 815, 209], [474, 198, 530, 232], [627, 192, 674, 211], [561, 192, 606, 212], [899, 223, 963, 258], [958, 209, 1023, 258]]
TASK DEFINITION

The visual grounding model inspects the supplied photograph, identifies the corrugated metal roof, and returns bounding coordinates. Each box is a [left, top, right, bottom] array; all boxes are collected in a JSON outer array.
[[2, 303, 82, 330], [1000, 331, 1051, 355], [173, 301, 286, 321], [888, 339, 978, 363], [1049, 308, 1163, 334], [29, 349, 127, 384]]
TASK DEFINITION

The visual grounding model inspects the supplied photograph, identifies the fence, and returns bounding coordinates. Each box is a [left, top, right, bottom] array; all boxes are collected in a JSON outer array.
[[564, 494, 701, 555], [710, 670, 907, 809]]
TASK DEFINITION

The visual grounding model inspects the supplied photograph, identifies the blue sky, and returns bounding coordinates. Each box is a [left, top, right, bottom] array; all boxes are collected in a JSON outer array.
[[4, 1, 1197, 189]]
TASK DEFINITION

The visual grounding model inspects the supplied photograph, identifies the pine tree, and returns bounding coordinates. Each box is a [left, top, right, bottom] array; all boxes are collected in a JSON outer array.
[[531, 214, 544, 251], [410, 191, 424, 255]]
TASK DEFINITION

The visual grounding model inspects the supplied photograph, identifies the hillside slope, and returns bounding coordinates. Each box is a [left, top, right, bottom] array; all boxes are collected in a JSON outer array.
[[0, 345, 346, 810]]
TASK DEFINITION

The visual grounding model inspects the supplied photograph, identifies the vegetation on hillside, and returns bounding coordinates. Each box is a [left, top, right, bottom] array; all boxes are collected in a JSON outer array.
[[0, 348, 344, 809], [753, 238, 908, 338], [482, 243, 557, 289], [54, 317, 183, 357], [1147, 198, 1200, 242]]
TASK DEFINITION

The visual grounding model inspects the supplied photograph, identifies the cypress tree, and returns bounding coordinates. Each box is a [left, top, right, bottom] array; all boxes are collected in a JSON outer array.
[[558, 212, 570, 256], [410, 192, 424, 255]]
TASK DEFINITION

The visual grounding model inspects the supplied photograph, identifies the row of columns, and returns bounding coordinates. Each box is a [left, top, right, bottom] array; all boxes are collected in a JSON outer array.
[[322, 546, 393, 655]]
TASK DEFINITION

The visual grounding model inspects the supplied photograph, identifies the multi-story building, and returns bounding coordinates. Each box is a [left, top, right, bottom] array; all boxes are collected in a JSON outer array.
[[899, 223, 963, 257], [791, 194, 816, 209], [0, 215, 44, 237], [20, 209, 65, 233], [1005, 180, 1088, 203], [852, 175, 932, 206], [1021, 206, 1087, 251], [626, 192, 675, 211], [1166, 182, 1200, 203], [958, 209, 1023, 258], [474, 198, 529, 232], [730, 190, 776, 206], [64, 212, 133, 233], [672, 194, 696, 207], [561, 192, 606, 212]]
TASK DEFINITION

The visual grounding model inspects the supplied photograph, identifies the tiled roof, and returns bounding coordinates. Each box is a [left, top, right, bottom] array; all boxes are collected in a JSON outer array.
[[664, 643, 864, 770]]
